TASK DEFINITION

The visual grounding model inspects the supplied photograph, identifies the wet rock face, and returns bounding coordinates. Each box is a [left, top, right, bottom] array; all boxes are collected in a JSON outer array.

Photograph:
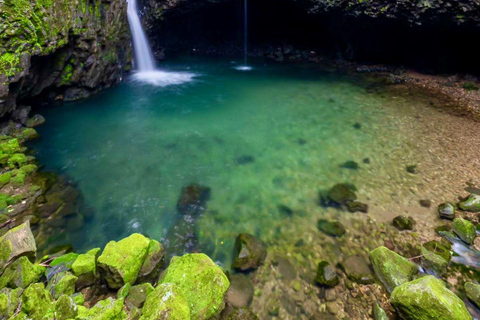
[[0, 0, 132, 116]]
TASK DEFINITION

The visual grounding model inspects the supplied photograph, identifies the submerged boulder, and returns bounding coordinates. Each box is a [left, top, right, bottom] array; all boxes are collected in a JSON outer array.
[[340, 255, 375, 284], [177, 184, 211, 216], [160, 253, 230, 319], [369, 246, 418, 293], [317, 219, 345, 237], [0, 221, 36, 270], [325, 183, 356, 206], [98, 234, 161, 289], [231, 234, 266, 271], [452, 217, 476, 245], [315, 261, 339, 287], [140, 283, 190, 320], [226, 273, 254, 308], [458, 193, 480, 212], [390, 276, 471, 320]]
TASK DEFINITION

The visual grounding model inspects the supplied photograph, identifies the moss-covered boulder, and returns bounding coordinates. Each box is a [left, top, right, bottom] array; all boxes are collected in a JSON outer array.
[[160, 253, 230, 319], [21, 283, 55, 320], [231, 234, 266, 271], [372, 302, 388, 320], [392, 215, 414, 230], [317, 219, 346, 237], [140, 283, 190, 320], [465, 282, 480, 308], [0, 221, 36, 270], [137, 240, 164, 283], [390, 276, 471, 320], [125, 283, 154, 309], [369, 246, 418, 293], [72, 248, 100, 290], [77, 297, 128, 320], [47, 272, 78, 299], [55, 294, 78, 320], [0, 256, 45, 289], [452, 218, 477, 244], [325, 183, 357, 205], [420, 246, 448, 276], [98, 234, 156, 289], [438, 202, 456, 220], [315, 261, 339, 287], [458, 194, 480, 212], [0, 287, 22, 318]]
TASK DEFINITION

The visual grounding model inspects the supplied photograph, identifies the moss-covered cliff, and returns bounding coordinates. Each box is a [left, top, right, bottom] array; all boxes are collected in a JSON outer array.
[[0, 0, 132, 117]]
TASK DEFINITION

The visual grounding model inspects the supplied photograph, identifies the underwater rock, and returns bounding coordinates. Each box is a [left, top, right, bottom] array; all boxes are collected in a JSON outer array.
[[21, 283, 54, 319], [315, 261, 339, 287], [0, 256, 45, 289], [226, 273, 254, 308], [317, 219, 346, 237], [346, 201, 368, 213], [452, 217, 476, 245], [406, 165, 417, 174], [55, 294, 78, 320], [458, 194, 480, 212], [160, 253, 230, 319], [72, 248, 100, 290], [340, 255, 375, 284], [438, 202, 456, 220], [140, 283, 190, 320], [390, 276, 471, 320], [165, 214, 198, 257], [353, 123, 362, 129], [372, 302, 388, 320], [0, 221, 36, 270], [419, 199, 432, 208], [176, 184, 211, 216], [125, 283, 154, 310], [231, 233, 266, 271], [235, 155, 255, 165], [325, 183, 357, 206], [26, 115, 46, 128], [278, 204, 294, 216], [369, 246, 418, 293], [339, 160, 359, 170], [97, 233, 158, 289], [465, 282, 480, 308], [392, 215, 414, 231]]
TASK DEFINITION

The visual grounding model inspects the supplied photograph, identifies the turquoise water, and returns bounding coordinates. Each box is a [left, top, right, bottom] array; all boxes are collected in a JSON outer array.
[[30, 58, 426, 264]]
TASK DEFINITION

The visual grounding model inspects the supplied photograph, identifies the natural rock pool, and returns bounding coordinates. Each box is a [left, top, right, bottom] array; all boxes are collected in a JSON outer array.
[[29, 58, 480, 269]]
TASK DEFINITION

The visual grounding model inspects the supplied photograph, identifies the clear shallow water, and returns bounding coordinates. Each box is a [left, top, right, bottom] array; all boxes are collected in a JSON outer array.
[[30, 58, 462, 264]]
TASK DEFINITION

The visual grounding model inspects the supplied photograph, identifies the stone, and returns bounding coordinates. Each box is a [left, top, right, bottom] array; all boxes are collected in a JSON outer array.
[[438, 202, 456, 220], [47, 271, 78, 299], [176, 184, 211, 216], [422, 240, 451, 262], [0, 288, 22, 318], [50, 252, 79, 270], [117, 283, 131, 299], [419, 199, 432, 208], [326, 183, 356, 205], [458, 193, 480, 212], [0, 256, 45, 289], [317, 219, 346, 237], [465, 282, 480, 308], [340, 255, 375, 284], [21, 283, 54, 319], [72, 248, 100, 290], [226, 273, 254, 307], [97, 233, 153, 289], [55, 294, 77, 320], [231, 234, 266, 271], [125, 283, 154, 309], [26, 114, 46, 128], [406, 165, 417, 173], [315, 261, 339, 287], [137, 240, 164, 283], [346, 201, 368, 213], [372, 302, 388, 320], [452, 218, 476, 245], [392, 215, 414, 230], [340, 161, 359, 170], [140, 283, 190, 320], [0, 221, 36, 270], [77, 297, 127, 319], [390, 276, 471, 320], [420, 246, 448, 276], [160, 253, 230, 319], [369, 246, 418, 293]]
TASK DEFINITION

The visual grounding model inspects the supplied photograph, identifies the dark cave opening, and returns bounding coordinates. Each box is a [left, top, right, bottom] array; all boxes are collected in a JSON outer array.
[[146, 0, 480, 74]]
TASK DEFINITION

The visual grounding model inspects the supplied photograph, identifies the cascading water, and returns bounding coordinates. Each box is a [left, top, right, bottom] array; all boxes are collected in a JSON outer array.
[[127, 0, 195, 85], [235, 0, 252, 71]]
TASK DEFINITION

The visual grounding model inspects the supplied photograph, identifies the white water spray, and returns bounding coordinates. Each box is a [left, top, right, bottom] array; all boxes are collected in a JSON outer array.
[[127, 0, 195, 86]]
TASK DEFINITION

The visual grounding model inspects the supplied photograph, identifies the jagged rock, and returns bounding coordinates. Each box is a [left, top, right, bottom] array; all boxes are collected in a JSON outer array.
[[160, 253, 230, 319], [72, 248, 100, 290], [372, 302, 388, 320], [465, 282, 480, 308], [231, 234, 266, 271], [21, 283, 54, 319], [177, 184, 211, 216], [325, 183, 356, 205], [125, 283, 154, 309], [98, 234, 160, 289], [0, 256, 45, 289], [46, 271, 78, 299], [390, 276, 471, 320], [315, 261, 339, 287], [226, 273, 254, 307], [438, 202, 456, 220], [26, 115, 46, 128], [140, 283, 190, 320], [452, 217, 476, 244], [392, 215, 414, 230], [369, 246, 418, 293], [0, 221, 36, 271], [340, 255, 375, 284], [55, 294, 78, 320], [0, 287, 22, 318], [458, 194, 480, 212], [317, 219, 345, 237]]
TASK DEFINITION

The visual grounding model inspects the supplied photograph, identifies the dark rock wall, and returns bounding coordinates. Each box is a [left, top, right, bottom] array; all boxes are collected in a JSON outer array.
[[0, 0, 132, 117]]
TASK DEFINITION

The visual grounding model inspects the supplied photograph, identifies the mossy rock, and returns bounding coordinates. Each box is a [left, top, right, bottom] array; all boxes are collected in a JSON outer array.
[[55, 294, 78, 320], [77, 297, 128, 320], [392, 215, 414, 230], [420, 246, 448, 276], [369, 246, 418, 293], [340, 255, 375, 284], [458, 194, 480, 212], [98, 234, 153, 289], [438, 202, 456, 220], [317, 219, 346, 237], [50, 252, 79, 269], [0, 287, 22, 318], [72, 248, 100, 289], [452, 218, 476, 244], [325, 183, 357, 205], [315, 261, 339, 287], [231, 233, 266, 271], [137, 240, 164, 283], [0, 256, 45, 289], [0, 221, 36, 271], [49, 272, 78, 299], [20, 164, 37, 175], [372, 302, 388, 320], [0, 172, 12, 187], [140, 283, 190, 320], [125, 283, 154, 309], [465, 282, 480, 308], [390, 275, 471, 320], [21, 283, 55, 320], [0, 139, 20, 156], [7, 153, 27, 169], [20, 128, 39, 141], [160, 253, 230, 319]]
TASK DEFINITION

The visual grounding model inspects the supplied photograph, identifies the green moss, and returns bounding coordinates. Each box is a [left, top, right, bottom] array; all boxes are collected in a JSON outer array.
[[0, 288, 22, 318], [50, 252, 79, 269], [0, 256, 45, 289], [21, 283, 55, 319], [452, 218, 476, 244], [55, 294, 78, 320], [20, 164, 37, 175], [140, 283, 190, 320], [51, 273, 78, 299], [77, 297, 128, 319], [8, 153, 27, 168], [0, 172, 12, 186], [463, 82, 479, 91]]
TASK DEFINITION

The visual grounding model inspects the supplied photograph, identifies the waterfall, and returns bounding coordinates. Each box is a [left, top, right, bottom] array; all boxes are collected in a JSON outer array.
[[127, 0, 195, 86], [235, 0, 252, 71]]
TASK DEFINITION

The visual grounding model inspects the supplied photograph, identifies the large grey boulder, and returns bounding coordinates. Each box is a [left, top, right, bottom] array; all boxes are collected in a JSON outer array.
[[0, 221, 36, 272]]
